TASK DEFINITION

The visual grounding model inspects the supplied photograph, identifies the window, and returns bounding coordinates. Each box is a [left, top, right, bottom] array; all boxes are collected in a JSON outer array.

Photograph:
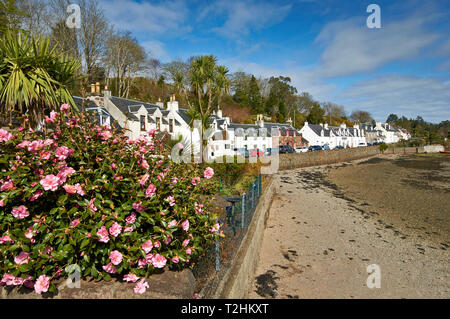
[[140, 115, 146, 131], [169, 119, 174, 133], [225, 144, 230, 149]]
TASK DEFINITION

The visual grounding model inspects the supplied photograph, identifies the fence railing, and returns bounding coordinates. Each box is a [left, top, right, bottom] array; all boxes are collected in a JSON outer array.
[[193, 174, 263, 297]]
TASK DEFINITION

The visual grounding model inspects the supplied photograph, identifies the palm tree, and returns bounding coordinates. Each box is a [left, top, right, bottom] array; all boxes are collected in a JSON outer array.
[[189, 55, 217, 117], [0, 31, 80, 128], [215, 65, 229, 111]]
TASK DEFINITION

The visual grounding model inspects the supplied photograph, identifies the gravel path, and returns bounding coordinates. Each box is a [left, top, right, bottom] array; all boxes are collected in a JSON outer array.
[[248, 155, 449, 299]]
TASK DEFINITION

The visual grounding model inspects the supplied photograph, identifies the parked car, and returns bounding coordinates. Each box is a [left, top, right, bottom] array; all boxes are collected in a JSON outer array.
[[250, 148, 264, 157], [295, 146, 308, 153], [322, 144, 330, 150], [335, 145, 344, 149], [358, 142, 367, 147], [264, 148, 277, 156], [308, 145, 323, 151], [279, 145, 295, 154], [235, 148, 250, 158]]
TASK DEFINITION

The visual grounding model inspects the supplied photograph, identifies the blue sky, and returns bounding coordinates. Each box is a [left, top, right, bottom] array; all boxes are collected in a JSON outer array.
[[99, 0, 450, 123]]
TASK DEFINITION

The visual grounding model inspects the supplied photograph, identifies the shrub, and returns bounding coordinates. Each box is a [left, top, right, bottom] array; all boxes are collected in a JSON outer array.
[[0, 107, 221, 294], [379, 143, 388, 153]]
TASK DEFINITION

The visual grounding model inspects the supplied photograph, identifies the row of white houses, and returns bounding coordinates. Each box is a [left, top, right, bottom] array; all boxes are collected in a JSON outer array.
[[74, 91, 410, 157], [74, 91, 300, 160]]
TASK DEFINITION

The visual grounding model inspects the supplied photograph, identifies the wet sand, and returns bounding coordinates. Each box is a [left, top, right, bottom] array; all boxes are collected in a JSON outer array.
[[248, 154, 450, 299]]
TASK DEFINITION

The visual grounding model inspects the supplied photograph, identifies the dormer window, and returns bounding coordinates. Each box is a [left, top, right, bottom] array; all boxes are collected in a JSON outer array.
[[169, 119, 174, 133], [140, 115, 146, 131]]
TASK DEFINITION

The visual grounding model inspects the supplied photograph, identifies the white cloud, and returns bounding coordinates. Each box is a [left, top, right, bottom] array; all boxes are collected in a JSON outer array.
[[99, 0, 191, 36], [199, 0, 292, 39], [141, 40, 170, 62], [337, 74, 450, 122], [315, 14, 441, 77], [221, 58, 338, 101]]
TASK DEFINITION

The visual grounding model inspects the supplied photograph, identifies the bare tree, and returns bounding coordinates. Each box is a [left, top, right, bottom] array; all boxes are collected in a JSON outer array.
[[350, 110, 373, 123], [104, 30, 147, 98]]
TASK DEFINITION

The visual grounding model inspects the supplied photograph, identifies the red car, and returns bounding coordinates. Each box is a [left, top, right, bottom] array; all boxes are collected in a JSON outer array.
[[250, 148, 264, 157]]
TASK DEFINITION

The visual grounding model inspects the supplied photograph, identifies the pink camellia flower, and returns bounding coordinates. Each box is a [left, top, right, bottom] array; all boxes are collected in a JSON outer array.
[[27, 139, 45, 153], [123, 273, 139, 283], [142, 240, 153, 254], [172, 256, 180, 264], [166, 196, 175, 207], [25, 227, 35, 239], [176, 143, 184, 150], [168, 220, 178, 228], [88, 198, 98, 213], [182, 239, 190, 247], [111, 163, 117, 170], [139, 173, 149, 186], [63, 184, 77, 194], [0, 235, 13, 244], [145, 184, 156, 198], [148, 129, 157, 136], [134, 279, 149, 294], [153, 240, 160, 248], [34, 275, 50, 294], [11, 206, 29, 219], [40, 174, 60, 191], [109, 250, 123, 265], [44, 111, 58, 123], [0, 180, 15, 191], [137, 259, 147, 268], [157, 172, 164, 182], [124, 226, 133, 232], [96, 226, 110, 243], [40, 151, 51, 160], [70, 219, 80, 228], [28, 189, 43, 202], [55, 146, 74, 161], [57, 167, 76, 183], [125, 213, 136, 225], [181, 220, 189, 232], [16, 140, 31, 149], [0, 129, 13, 142], [191, 177, 200, 186], [102, 262, 117, 274], [74, 184, 85, 196], [151, 254, 167, 269], [132, 202, 146, 213], [141, 160, 149, 170], [210, 223, 220, 233], [186, 248, 192, 255], [1, 273, 16, 286], [109, 222, 122, 237], [163, 236, 172, 245], [100, 130, 112, 140], [204, 167, 214, 179], [14, 252, 30, 265], [171, 177, 178, 185], [0, 199, 4, 207], [60, 104, 70, 112]]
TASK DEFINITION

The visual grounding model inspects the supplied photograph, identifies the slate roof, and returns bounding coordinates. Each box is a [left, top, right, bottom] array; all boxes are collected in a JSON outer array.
[[72, 96, 121, 130], [108, 96, 161, 121]]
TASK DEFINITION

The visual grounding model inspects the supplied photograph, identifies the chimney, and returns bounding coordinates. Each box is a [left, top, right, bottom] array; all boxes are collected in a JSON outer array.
[[90, 83, 96, 94], [95, 82, 100, 94], [320, 123, 323, 127], [340, 123, 346, 128], [102, 87, 111, 99], [286, 117, 293, 126], [167, 95, 178, 111], [217, 109, 222, 118], [324, 123, 328, 129], [256, 114, 264, 128], [156, 97, 164, 109]]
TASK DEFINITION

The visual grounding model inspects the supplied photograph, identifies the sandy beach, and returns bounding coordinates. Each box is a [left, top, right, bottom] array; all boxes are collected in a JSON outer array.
[[248, 154, 450, 299]]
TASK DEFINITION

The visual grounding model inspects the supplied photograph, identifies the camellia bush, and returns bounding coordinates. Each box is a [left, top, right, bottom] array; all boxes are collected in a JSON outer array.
[[0, 106, 221, 295]]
